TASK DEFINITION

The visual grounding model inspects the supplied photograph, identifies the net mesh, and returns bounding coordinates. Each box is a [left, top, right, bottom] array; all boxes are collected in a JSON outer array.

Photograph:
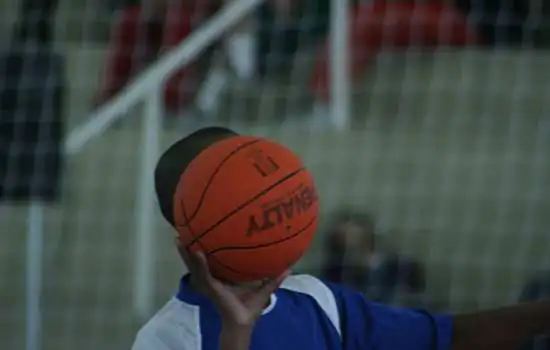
[[1, 0, 550, 349]]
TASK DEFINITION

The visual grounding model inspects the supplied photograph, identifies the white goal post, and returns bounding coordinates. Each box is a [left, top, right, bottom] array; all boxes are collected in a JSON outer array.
[[25, 0, 350, 347]]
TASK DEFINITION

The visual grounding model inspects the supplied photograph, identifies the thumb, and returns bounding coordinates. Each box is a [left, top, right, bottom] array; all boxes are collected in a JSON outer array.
[[264, 270, 290, 292], [249, 270, 290, 306]]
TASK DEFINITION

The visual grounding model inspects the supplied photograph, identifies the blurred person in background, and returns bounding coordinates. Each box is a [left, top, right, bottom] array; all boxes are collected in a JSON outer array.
[[308, 0, 479, 124], [0, 0, 64, 201], [192, 0, 263, 118], [96, 0, 220, 117], [195, 0, 295, 118], [97, 0, 295, 121], [256, 0, 331, 78], [321, 210, 427, 307], [309, 0, 539, 124], [453, 0, 534, 47], [519, 273, 550, 350], [98, 0, 538, 123]]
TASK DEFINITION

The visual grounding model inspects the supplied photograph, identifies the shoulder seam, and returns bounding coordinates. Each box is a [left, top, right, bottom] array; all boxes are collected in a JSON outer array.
[[280, 274, 341, 336]]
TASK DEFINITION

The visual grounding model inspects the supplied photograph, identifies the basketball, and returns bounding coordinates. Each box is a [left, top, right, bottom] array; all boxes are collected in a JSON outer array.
[[173, 135, 319, 283]]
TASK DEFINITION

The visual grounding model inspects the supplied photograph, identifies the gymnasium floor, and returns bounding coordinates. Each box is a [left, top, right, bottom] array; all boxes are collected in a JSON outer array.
[[1, 49, 550, 350]]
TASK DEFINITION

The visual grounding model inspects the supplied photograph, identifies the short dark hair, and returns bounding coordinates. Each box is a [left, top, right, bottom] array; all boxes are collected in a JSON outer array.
[[327, 209, 377, 248], [332, 209, 375, 231], [154, 126, 238, 226]]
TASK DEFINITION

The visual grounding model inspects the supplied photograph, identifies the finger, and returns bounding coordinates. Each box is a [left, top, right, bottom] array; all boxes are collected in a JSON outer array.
[[189, 251, 213, 280], [175, 238, 192, 266], [176, 240, 204, 276], [257, 270, 290, 296], [178, 243, 210, 279], [244, 271, 289, 311]]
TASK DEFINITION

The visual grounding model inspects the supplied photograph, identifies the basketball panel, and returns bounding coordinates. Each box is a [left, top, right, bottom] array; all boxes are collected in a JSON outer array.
[[191, 170, 318, 250], [172, 135, 260, 229], [174, 137, 306, 242], [208, 221, 318, 282]]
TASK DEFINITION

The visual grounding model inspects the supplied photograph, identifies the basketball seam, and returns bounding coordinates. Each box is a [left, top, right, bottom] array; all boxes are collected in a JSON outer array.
[[181, 193, 247, 277], [206, 215, 317, 254], [178, 139, 262, 226], [208, 216, 318, 279], [176, 145, 309, 281], [183, 167, 306, 247], [199, 241, 248, 276]]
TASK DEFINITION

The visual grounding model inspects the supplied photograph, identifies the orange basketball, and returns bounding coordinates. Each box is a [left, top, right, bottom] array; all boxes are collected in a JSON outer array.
[[173, 136, 319, 283]]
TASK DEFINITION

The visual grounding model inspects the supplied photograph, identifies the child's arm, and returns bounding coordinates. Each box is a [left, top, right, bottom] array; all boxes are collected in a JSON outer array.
[[325, 278, 550, 350], [220, 325, 254, 350], [452, 300, 550, 350]]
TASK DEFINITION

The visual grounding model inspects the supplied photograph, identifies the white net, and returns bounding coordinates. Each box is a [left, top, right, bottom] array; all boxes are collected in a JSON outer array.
[[1, 0, 550, 349]]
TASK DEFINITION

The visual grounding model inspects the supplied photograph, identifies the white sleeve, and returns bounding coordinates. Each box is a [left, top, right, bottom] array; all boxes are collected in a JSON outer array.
[[131, 330, 172, 350], [130, 298, 202, 350]]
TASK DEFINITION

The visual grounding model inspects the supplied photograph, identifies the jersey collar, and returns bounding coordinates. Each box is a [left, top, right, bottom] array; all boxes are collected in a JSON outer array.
[[176, 274, 278, 315]]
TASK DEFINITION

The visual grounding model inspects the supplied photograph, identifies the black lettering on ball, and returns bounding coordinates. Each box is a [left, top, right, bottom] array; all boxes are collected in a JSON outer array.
[[246, 184, 318, 236]]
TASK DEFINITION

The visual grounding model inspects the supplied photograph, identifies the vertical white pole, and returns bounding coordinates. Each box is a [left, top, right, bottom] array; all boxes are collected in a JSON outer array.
[[134, 89, 161, 318], [26, 203, 44, 350], [330, 0, 351, 129]]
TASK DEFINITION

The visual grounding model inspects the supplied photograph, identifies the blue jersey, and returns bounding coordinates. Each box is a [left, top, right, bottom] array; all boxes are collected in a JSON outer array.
[[131, 274, 453, 350]]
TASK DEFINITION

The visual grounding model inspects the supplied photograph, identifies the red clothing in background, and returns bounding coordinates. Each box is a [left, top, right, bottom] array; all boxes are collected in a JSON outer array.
[[97, 2, 218, 112], [311, 1, 479, 101]]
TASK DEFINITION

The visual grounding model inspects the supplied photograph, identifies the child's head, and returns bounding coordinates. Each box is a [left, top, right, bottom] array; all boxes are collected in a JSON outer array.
[[328, 210, 376, 255], [156, 126, 318, 285]]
